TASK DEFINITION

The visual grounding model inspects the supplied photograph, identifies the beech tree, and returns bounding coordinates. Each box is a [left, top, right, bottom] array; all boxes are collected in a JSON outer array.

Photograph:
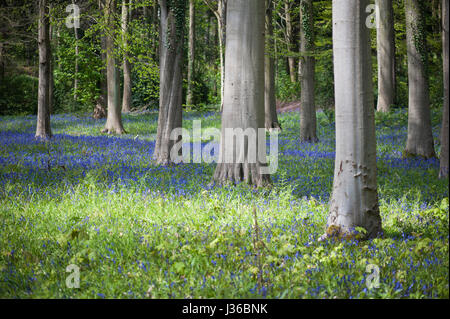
[[213, 0, 270, 187], [121, 0, 132, 113], [153, 0, 185, 165], [299, 0, 317, 143], [440, 0, 449, 178], [186, 0, 195, 106], [376, 0, 396, 112], [102, 0, 126, 134], [265, 0, 281, 131], [321, 0, 382, 240], [36, 0, 52, 139], [203, 0, 227, 111], [404, 0, 435, 158], [284, 0, 297, 83]]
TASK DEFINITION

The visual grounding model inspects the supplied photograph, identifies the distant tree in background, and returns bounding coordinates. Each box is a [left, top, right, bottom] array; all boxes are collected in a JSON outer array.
[[440, 0, 449, 178], [376, 0, 396, 112], [299, 0, 317, 143], [36, 0, 52, 139], [264, 0, 281, 131], [186, 0, 195, 107], [121, 0, 132, 113]]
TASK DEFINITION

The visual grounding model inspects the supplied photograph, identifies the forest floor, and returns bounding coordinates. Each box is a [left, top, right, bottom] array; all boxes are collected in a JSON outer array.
[[277, 100, 302, 113], [0, 109, 448, 298]]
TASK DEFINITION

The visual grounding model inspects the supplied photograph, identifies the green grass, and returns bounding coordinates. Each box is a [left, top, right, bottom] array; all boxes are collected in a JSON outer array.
[[0, 109, 448, 299]]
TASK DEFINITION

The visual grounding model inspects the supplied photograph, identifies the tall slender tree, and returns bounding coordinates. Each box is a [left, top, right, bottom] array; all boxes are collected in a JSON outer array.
[[213, 0, 270, 187], [284, 0, 297, 83], [36, 0, 52, 139], [153, 0, 185, 165], [321, 0, 382, 240], [440, 0, 449, 178], [186, 0, 195, 107], [404, 0, 436, 158], [72, 0, 79, 102], [265, 0, 281, 131], [121, 0, 132, 113], [299, 0, 318, 143], [376, 0, 396, 112], [203, 0, 227, 111], [102, 0, 125, 134]]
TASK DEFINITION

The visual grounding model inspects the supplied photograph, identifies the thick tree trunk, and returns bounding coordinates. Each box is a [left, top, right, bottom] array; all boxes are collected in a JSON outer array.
[[299, 0, 318, 143], [213, 0, 270, 187], [322, 0, 382, 241], [121, 0, 132, 113], [265, 0, 281, 131], [404, 0, 436, 158], [102, 0, 125, 134], [186, 0, 195, 106], [285, 1, 296, 83], [440, 0, 449, 178], [36, 0, 52, 139], [153, 0, 185, 165], [376, 0, 396, 112]]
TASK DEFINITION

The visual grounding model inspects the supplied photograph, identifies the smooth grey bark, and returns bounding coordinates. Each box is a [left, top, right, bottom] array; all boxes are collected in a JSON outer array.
[[186, 0, 195, 106], [153, 0, 184, 165], [404, 0, 436, 158], [213, 0, 270, 187], [376, 0, 396, 112], [121, 0, 132, 113], [265, 0, 281, 131], [322, 0, 382, 241], [102, 0, 125, 134], [299, 0, 318, 143], [440, 0, 449, 178], [36, 0, 52, 139]]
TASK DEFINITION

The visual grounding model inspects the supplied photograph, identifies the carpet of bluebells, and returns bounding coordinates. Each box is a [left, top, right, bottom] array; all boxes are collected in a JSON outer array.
[[0, 109, 448, 299]]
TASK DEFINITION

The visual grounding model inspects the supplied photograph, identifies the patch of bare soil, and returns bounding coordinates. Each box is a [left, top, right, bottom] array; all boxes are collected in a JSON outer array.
[[276, 100, 301, 113]]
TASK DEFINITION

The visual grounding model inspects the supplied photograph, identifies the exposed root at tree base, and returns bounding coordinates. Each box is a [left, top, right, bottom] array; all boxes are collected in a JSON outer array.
[[101, 127, 126, 135], [213, 163, 271, 188]]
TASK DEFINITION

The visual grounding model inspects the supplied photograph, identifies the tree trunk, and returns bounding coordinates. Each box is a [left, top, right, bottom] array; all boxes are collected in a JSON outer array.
[[322, 0, 382, 241], [48, 3, 54, 114], [299, 0, 318, 143], [376, 0, 396, 112], [213, 0, 270, 187], [187, 0, 195, 106], [121, 0, 132, 113], [72, 0, 79, 102], [218, 0, 227, 111], [0, 42, 4, 80], [102, 0, 125, 134], [36, 0, 52, 139], [404, 0, 436, 158], [440, 0, 449, 178], [153, 0, 185, 165], [265, 0, 281, 131], [285, 1, 296, 83]]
